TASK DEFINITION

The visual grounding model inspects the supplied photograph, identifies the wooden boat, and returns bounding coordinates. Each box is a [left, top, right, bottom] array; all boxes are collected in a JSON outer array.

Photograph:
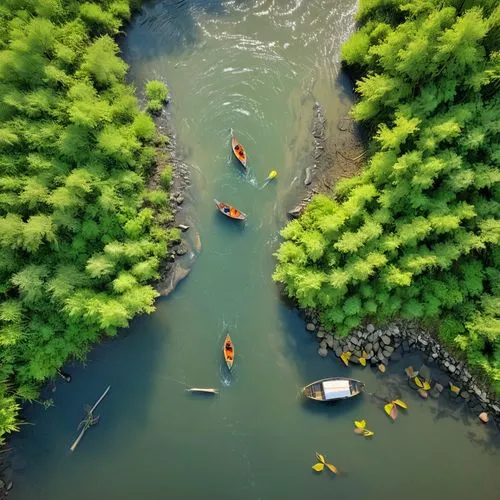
[[230, 128, 247, 169], [186, 387, 218, 395], [302, 377, 364, 402], [214, 199, 247, 221], [223, 334, 234, 370]]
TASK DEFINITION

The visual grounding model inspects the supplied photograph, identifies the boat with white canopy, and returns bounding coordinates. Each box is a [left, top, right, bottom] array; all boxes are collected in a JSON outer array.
[[302, 377, 364, 402]]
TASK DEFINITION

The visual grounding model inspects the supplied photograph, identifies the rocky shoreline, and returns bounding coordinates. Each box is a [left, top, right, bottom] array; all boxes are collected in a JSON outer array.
[[304, 312, 500, 427], [284, 85, 500, 428], [147, 97, 200, 297]]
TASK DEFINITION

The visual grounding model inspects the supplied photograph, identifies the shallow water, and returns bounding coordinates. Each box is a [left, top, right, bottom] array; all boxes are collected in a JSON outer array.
[[10, 1, 500, 499]]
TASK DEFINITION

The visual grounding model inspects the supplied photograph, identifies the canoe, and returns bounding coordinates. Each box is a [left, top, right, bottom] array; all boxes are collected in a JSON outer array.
[[230, 128, 247, 169], [186, 387, 218, 395], [214, 199, 247, 221], [302, 377, 364, 402], [223, 334, 234, 370]]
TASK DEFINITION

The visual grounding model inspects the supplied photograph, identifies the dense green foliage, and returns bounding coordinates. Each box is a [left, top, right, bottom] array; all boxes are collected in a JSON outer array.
[[274, 0, 500, 391], [145, 80, 169, 113], [0, 0, 173, 442]]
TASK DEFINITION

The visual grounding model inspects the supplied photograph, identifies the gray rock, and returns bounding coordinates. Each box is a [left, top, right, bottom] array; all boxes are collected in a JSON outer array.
[[381, 335, 391, 346], [316, 330, 325, 339], [318, 346, 328, 357], [365, 350, 374, 360], [350, 337, 360, 346], [176, 246, 187, 256], [377, 351, 386, 362], [383, 345, 394, 355], [306, 323, 316, 332], [334, 346, 342, 357], [304, 167, 312, 186], [366, 324, 375, 333], [177, 224, 190, 231], [167, 252, 176, 262], [365, 342, 373, 353], [460, 391, 470, 400], [333, 340, 340, 352], [350, 355, 360, 364], [319, 339, 327, 349], [373, 342, 380, 352], [382, 349, 393, 359], [325, 334, 334, 349], [288, 206, 302, 219], [434, 383, 444, 393], [347, 342, 354, 351], [370, 356, 379, 366], [448, 364, 456, 373], [176, 195, 184, 205], [418, 335, 429, 347], [354, 349, 362, 358]]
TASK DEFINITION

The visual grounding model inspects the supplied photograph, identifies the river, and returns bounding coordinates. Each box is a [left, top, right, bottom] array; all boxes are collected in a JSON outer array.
[[9, 1, 500, 499]]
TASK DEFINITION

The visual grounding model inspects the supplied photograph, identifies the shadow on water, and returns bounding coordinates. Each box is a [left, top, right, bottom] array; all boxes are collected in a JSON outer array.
[[9, 313, 167, 499]]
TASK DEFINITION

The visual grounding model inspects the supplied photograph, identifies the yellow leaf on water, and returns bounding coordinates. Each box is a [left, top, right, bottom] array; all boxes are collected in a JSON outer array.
[[363, 430, 375, 437], [393, 399, 408, 409], [414, 376, 424, 388], [449, 383, 460, 394], [354, 420, 366, 429], [315, 452, 325, 464], [325, 463, 338, 474], [359, 357, 367, 367], [340, 351, 351, 366], [423, 380, 431, 391], [312, 463, 324, 472], [378, 363, 386, 373], [362, 351, 368, 358], [384, 402, 394, 417], [405, 366, 417, 378]]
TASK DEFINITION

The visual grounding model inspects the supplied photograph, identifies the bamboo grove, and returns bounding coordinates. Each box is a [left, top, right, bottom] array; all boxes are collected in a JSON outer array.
[[0, 0, 175, 441], [274, 0, 500, 392]]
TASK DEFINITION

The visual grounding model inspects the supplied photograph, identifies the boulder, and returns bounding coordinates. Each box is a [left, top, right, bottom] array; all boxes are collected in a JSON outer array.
[[176, 245, 188, 256], [460, 391, 470, 400], [306, 323, 316, 332], [373, 342, 380, 353], [319, 339, 327, 349], [382, 349, 393, 359], [318, 346, 328, 358], [377, 351, 386, 363], [434, 383, 444, 393], [304, 167, 312, 186], [365, 342, 373, 353], [350, 337, 360, 346], [316, 330, 325, 339], [176, 195, 184, 205], [366, 324, 375, 333], [479, 412, 489, 423], [383, 345, 394, 355], [325, 334, 334, 349], [381, 335, 391, 346], [448, 364, 456, 374], [177, 224, 190, 231]]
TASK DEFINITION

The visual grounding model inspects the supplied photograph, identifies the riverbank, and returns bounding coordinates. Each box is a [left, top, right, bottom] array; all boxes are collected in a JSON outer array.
[[283, 75, 500, 428]]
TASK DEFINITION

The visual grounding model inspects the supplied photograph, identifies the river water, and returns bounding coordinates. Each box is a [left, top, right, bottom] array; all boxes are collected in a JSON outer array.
[[10, 1, 500, 499]]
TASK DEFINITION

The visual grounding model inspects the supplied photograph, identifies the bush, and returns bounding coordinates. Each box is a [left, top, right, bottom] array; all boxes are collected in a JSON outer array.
[[145, 80, 169, 113], [160, 165, 173, 189]]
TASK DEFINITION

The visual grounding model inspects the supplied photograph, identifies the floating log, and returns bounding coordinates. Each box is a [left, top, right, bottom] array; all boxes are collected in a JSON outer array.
[[70, 385, 110, 452], [186, 387, 218, 394]]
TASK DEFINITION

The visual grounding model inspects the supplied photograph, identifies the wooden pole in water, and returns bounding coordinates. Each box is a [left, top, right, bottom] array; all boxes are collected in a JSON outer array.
[[70, 385, 110, 453]]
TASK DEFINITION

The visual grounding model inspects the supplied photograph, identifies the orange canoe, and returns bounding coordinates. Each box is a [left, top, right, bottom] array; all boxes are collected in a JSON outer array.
[[214, 199, 247, 221], [230, 128, 247, 169], [223, 334, 234, 370]]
